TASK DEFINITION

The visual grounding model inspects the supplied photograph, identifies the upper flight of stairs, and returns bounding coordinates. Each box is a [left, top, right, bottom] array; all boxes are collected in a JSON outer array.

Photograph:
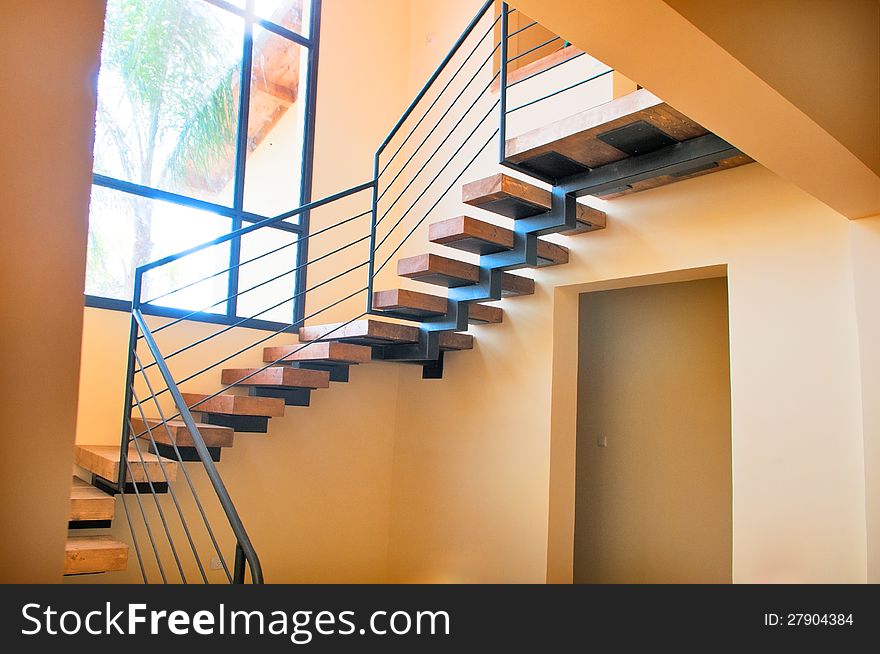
[[503, 88, 752, 196], [73, 83, 749, 578]]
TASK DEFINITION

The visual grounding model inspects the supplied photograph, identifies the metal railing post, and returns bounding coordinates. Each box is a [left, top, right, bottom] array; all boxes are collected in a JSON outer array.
[[366, 152, 380, 314], [499, 3, 510, 164], [117, 268, 144, 490]]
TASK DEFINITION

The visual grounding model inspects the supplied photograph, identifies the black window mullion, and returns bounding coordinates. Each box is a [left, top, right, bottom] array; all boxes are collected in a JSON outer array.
[[292, 0, 322, 325], [228, 0, 256, 321]]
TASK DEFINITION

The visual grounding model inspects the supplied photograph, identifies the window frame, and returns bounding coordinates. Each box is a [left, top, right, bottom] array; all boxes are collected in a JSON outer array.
[[84, 0, 322, 332]]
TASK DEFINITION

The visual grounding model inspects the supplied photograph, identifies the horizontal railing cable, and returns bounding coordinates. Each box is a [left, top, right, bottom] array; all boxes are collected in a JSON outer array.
[[376, 45, 501, 209], [507, 50, 586, 87], [148, 226, 371, 336], [507, 20, 538, 39], [378, 11, 500, 178], [142, 208, 372, 309], [507, 35, 560, 64], [135, 181, 373, 282], [507, 67, 613, 113], [377, 0, 495, 156], [376, 97, 500, 253], [375, 126, 499, 275], [137, 257, 370, 376]]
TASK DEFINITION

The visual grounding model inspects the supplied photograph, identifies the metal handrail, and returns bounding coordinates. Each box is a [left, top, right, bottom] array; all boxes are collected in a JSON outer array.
[[134, 180, 374, 286]]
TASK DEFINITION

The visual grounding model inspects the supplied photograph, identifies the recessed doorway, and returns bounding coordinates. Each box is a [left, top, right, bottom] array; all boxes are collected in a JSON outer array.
[[574, 276, 732, 583]]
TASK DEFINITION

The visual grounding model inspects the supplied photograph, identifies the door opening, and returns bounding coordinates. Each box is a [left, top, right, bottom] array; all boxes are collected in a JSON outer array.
[[574, 276, 732, 583]]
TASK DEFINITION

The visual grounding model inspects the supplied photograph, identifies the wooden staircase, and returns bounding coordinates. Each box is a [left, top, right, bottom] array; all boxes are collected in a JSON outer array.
[[72, 81, 750, 580]]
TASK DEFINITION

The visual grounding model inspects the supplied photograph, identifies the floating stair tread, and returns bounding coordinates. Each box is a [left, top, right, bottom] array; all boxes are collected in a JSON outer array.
[[221, 366, 330, 389], [429, 215, 514, 254], [468, 302, 503, 324], [398, 253, 535, 296], [428, 216, 569, 265], [69, 476, 115, 522], [299, 319, 419, 346], [75, 445, 178, 484], [130, 417, 234, 448], [182, 393, 285, 418], [372, 289, 503, 324], [439, 332, 474, 351], [500, 272, 536, 297], [397, 253, 480, 287], [505, 88, 752, 195], [263, 340, 373, 365], [461, 174, 605, 231], [373, 289, 448, 319], [64, 536, 128, 575], [462, 173, 550, 219]]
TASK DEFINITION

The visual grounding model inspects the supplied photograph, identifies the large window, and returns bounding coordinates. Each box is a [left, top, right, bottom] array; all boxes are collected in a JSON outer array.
[[85, 0, 319, 327]]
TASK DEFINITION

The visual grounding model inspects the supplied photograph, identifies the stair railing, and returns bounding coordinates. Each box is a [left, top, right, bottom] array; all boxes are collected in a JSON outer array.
[[117, 0, 618, 583]]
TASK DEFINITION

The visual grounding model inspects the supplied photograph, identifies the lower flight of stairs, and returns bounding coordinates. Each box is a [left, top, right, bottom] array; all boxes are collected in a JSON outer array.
[[65, 475, 128, 575]]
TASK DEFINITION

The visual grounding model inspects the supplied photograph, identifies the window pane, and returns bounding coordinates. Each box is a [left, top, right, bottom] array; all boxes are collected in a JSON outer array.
[[254, 0, 310, 36], [243, 26, 308, 219], [93, 0, 243, 205], [236, 228, 298, 323], [85, 185, 231, 313]]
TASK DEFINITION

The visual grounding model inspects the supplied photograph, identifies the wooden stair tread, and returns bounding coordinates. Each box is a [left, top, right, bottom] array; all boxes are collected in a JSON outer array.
[[130, 417, 234, 448], [429, 215, 514, 254], [373, 289, 503, 324], [397, 253, 535, 296], [299, 319, 419, 346], [69, 476, 115, 522], [397, 253, 479, 287], [504, 88, 752, 197], [75, 444, 178, 484], [468, 302, 503, 324], [428, 216, 569, 265], [64, 535, 128, 575], [461, 173, 605, 232], [221, 366, 330, 389], [439, 332, 474, 351], [500, 272, 536, 297], [182, 393, 285, 418], [263, 340, 373, 365], [373, 289, 447, 319]]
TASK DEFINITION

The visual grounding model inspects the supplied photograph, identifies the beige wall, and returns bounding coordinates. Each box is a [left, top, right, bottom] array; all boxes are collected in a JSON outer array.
[[664, 0, 879, 176], [0, 0, 105, 582], [850, 214, 880, 583], [575, 278, 732, 583]]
